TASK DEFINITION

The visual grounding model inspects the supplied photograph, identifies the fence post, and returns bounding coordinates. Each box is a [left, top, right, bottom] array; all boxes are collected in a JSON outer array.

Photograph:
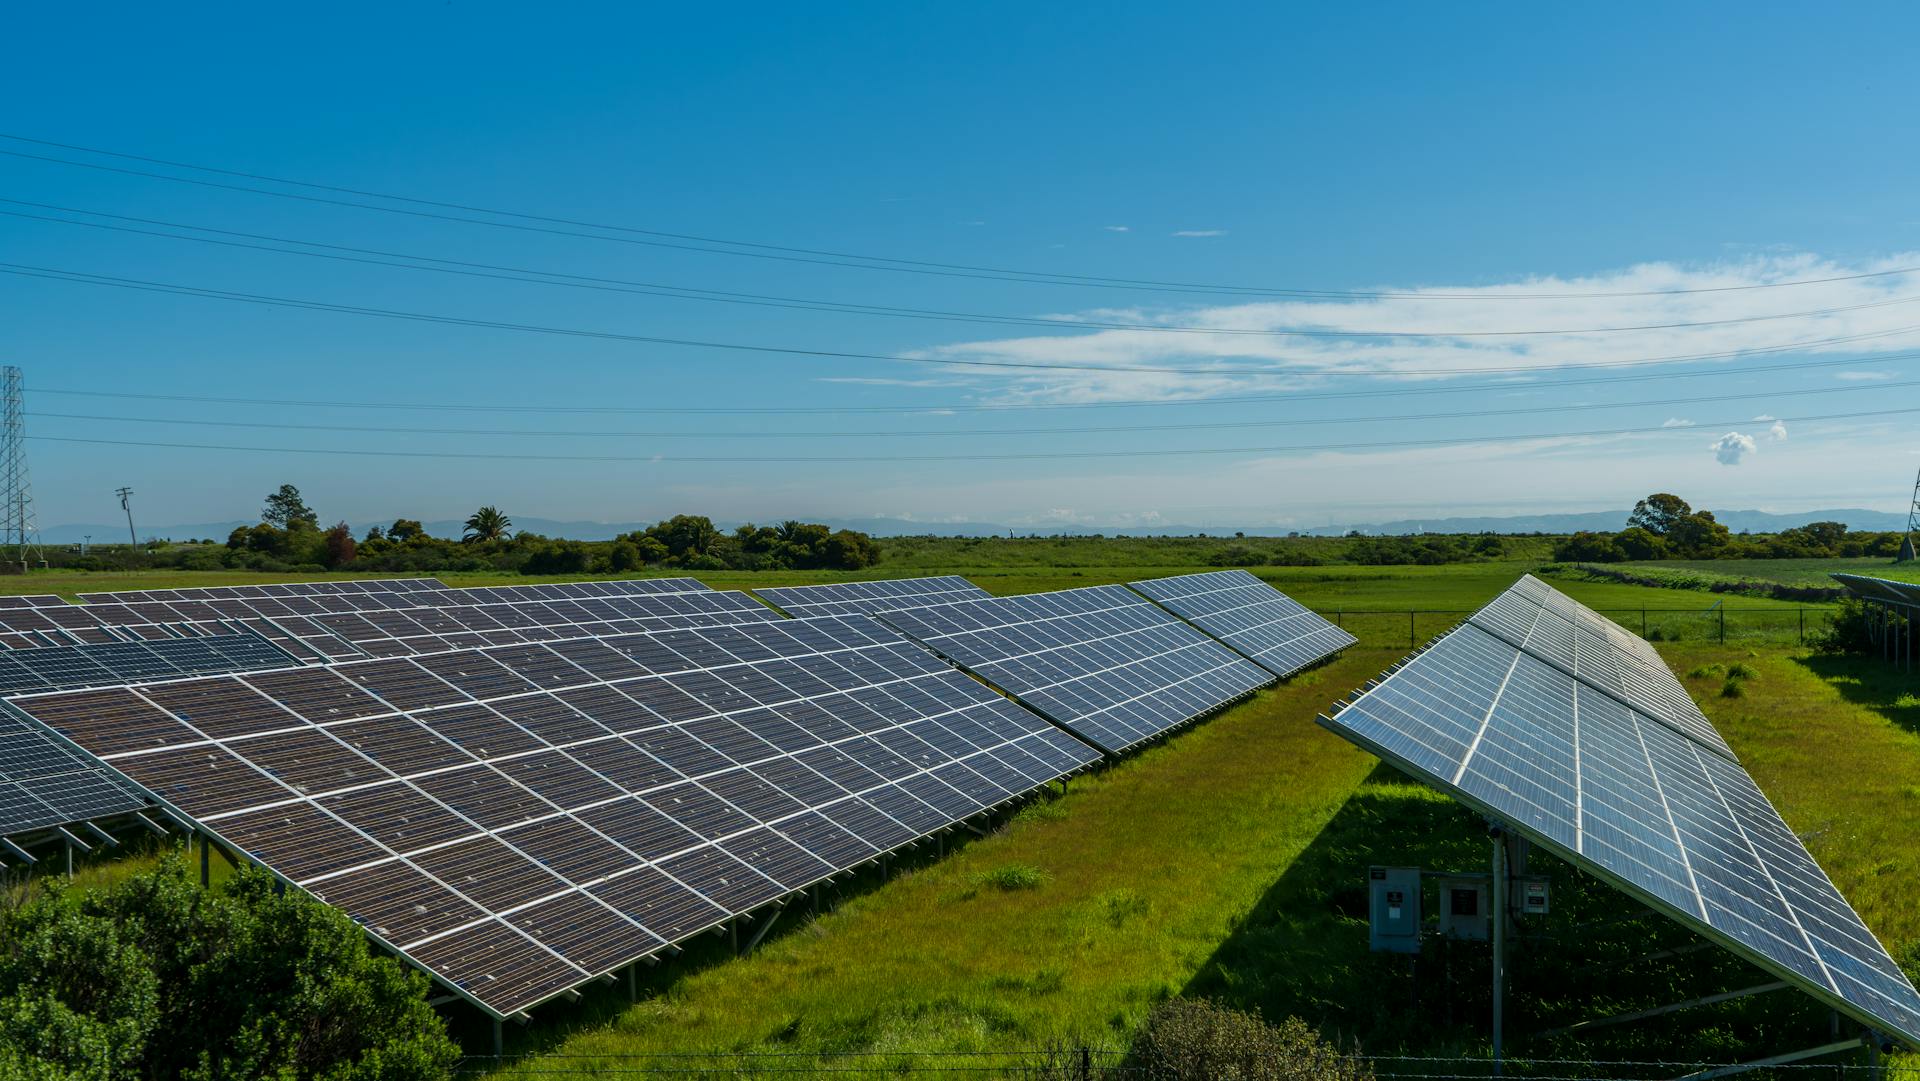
[[1409, 610, 1416, 648], [1641, 608, 1647, 636], [1719, 606, 1725, 644], [1799, 608, 1805, 644], [1079, 1045, 1092, 1079]]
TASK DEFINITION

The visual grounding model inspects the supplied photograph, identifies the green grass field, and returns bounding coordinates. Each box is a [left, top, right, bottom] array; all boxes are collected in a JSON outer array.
[[1611, 557, 1920, 588], [9, 559, 1916, 1074]]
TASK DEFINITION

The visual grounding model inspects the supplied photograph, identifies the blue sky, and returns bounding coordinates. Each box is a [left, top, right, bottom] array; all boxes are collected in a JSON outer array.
[[4, 3, 1920, 532]]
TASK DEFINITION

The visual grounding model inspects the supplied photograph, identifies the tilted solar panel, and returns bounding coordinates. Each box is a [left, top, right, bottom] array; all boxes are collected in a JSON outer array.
[[1467, 577, 1732, 758], [1318, 582, 1920, 1048], [0, 633, 304, 840], [9, 616, 1099, 1018], [756, 576, 994, 618], [878, 584, 1273, 755], [78, 578, 452, 604], [1129, 570, 1355, 679], [1832, 573, 1920, 606]]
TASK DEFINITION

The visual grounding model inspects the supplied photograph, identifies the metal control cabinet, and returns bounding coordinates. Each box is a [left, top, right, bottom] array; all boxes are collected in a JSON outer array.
[[1368, 866, 1422, 953], [1434, 873, 1491, 941]]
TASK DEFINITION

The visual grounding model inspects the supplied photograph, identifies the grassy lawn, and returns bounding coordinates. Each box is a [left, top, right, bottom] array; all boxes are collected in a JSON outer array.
[[5, 561, 1913, 1072], [1612, 557, 1920, 588]]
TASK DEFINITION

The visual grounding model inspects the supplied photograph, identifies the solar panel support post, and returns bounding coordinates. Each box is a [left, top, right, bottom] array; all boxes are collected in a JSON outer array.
[[198, 832, 209, 888], [491, 1018, 502, 1060], [627, 964, 636, 1004], [1489, 821, 1507, 1077]]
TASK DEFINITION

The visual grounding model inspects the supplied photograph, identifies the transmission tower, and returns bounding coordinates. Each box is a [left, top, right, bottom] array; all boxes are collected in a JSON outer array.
[[0, 366, 40, 569], [1901, 466, 1920, 563]]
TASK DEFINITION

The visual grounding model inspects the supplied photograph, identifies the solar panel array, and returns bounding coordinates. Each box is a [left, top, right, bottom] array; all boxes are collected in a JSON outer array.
[[10, 616, 1100, 1017], [1832, 573, 1920, 606], [77, 577, 454, 604], [1129, 570, 1355, 679], [1318, 577, 1920, 1048], [878, 584, 1272, 754], [0, 633, 301, 839], [756, 576, 994, 618]]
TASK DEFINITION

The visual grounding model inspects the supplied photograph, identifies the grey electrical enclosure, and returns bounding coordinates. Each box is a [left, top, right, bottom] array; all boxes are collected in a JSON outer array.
[[1435, 873, 1491, 941], [1519, 875, 1550, 916], [1368, 866, 1422, 953]]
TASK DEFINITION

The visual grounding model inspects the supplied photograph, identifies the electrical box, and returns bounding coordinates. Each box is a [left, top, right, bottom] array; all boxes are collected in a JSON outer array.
[[1368, 866, 1422, 953], [1519, 875, 1550, 916], [1433, 873, 1490, 941]]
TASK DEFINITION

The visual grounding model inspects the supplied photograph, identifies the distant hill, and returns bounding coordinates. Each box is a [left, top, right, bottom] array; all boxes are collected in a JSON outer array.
[[37, 507, 1910, 545]]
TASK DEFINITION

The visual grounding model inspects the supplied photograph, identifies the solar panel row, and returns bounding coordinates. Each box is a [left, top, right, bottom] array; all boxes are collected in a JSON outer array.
[[1831, 572, 1920, 606], [755, 576, 994, 618], [11, 616, 1101, 1017], [1128, 570, 1356, 680], [878, 584, 1274, 754], [78, 577, 454, 604], [0, 633, 302, 839], [1318, 577, 1920, 1048]]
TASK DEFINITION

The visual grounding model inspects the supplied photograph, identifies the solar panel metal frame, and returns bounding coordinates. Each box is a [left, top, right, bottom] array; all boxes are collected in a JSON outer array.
[[1128, 570, 1356, 679], [878, 583, 1274, 755], [1316, 581, 1920, 1049], [8, 616, 1100, 1018], [755, 576, 994, 618]]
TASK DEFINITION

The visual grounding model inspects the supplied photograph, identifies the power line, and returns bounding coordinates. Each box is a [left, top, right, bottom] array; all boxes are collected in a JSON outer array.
[[6, 131, 1917, 302], [24, 377, 1914, 439], [9, 261, 1920, 378], [25, 405, 1918, 464], [13, 203, 1918, 341], [29, 350, 1920, 416]]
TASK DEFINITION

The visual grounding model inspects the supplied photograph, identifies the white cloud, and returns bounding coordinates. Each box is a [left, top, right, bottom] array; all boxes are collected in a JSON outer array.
[[1752, 414, 1777, 421], [1835, 370, 1896, 380], [1171, 229, 1227, 237], [1663, 417, 1694, 428], [1768, 420, 1789, 441], [1713, 431, 1759, 465], [1104, 225, 1130, 233], [904, 250, 1920, 406]]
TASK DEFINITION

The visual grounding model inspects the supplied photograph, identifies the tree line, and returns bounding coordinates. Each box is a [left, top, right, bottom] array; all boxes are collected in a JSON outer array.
[[1552, 492, 1908, 563], [62, 485, 882, 576]]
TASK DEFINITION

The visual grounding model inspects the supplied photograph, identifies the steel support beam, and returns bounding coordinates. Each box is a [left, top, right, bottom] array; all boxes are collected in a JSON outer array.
[[1669, 1036, 1868, 1081], [1541, 982, 1790, 1038]]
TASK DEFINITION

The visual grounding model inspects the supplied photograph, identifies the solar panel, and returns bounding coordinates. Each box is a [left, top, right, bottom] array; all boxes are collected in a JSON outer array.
[[9, 616, 1099, 1018], [756, 576, 994, 618], [1129, 570, 1355, 679], [1318, 581, 1920, 1048], [1832, 573, 1920, 606], [78, 578, 452, 604], [0, 633, 303, 840], [274, 592, 782, 658], [1468, 576, 1731, 757], [877, 584, 1273, 755]]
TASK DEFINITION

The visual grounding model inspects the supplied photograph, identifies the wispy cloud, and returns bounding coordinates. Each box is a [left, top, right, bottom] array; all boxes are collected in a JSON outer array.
[[1171, 229, 1227, 237], [1104, 225, 1130, 233], [1835, 370, 1896, 380], [904, 251, 1920, 405], [1663, 417, 1694, 428], [1767, 420, 1789, 441], [1713, 431, 1759, 465]]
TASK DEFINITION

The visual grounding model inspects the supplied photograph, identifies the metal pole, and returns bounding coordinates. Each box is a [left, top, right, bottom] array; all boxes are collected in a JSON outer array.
[[492, 1018, 503, 1059], [1491, 828, 1506, 1076], [64, 839, 73, 879], [116, 487, 137, 550], [199, 833, 210, 887], [1798, 608, 1804, 644], [1409, 610, 1416, 648], [1718, 605, 1725, 644], [627, 963, 637, 1003]]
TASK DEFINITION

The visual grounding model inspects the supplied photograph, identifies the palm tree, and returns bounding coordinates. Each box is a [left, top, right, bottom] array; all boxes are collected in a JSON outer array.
[[463, 506, 512, 543]]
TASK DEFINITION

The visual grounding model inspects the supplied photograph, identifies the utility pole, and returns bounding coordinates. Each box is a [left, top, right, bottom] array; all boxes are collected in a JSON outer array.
[[116, 487, 138, 552], [0, 366, 41, 571]]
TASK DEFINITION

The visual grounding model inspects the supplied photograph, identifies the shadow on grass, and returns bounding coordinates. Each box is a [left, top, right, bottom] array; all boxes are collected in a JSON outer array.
[[1796, 653, 1920, 736], [1178, 764, 1843, 1068]]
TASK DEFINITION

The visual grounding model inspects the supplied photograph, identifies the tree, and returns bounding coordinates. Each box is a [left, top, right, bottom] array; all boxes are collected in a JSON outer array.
[[388, 519, 426, 542], [322, 521, 357, 568], [463, 506, 512, 544], [1626, 493, 1692, 537], [646, 515, 721, 561], [261, 484, 317, 530], [1668, 511, 1731, 555], [606, 540, 644, 572], [1553, 531, 1626, 562], [1614, 526, 1667, 560]]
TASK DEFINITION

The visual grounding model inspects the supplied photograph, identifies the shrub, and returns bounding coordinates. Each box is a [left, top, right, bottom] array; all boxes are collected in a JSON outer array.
[[1131, 998, 1374, 1081], [1720, 677, 1745, 698], [1810, 597, 1903, 656], [1726, 663, 1759, 681]]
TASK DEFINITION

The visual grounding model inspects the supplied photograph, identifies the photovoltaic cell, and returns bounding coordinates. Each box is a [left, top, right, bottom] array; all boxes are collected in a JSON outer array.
[[1832, 573, 1920, 607], [878, 584, 1272, 754], [8, 615, 1099, 1018], [1129, 570, 1355, 679], [756, 576, 993, 618], [1318, 577, 1920, 1048]]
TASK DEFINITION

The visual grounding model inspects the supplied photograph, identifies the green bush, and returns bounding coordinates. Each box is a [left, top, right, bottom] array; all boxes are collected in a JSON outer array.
[[0, 857, 458, 1081], [1720, 677, 1745, 698], [1726, 663, 1759, 680], [973, 864, 1049, 891], [1131, 998, 1374, 1081]]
